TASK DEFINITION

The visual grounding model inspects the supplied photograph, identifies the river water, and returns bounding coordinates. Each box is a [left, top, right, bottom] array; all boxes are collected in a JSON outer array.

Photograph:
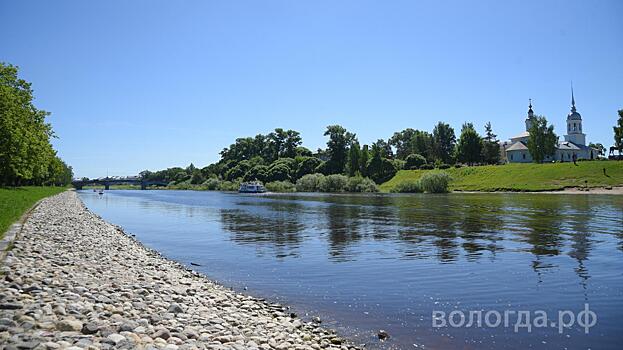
[[77, 190, 623, 350]]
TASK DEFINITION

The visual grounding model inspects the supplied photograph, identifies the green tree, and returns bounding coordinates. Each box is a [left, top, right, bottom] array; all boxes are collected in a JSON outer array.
[[482, 122, 500, 164], [347, 140, 361, 176], [0, 62, 71, 186], [432, 122, 456, 164], [389, 128, 417, 160], [588, 142, 606, 157], [405, 154, 427, 169], [614, 109, 623, 155], [527, 116, 558, 163], [366, 144, 397, 184], [456, 123, 483, 166], [283, 130, 302, 158], [323, 125, 355, 174], [412, 130, 434, 161], [360, 145, 370, 176]]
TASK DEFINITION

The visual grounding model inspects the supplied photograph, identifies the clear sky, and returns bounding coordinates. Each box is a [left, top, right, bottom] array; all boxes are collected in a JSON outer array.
[[1, 0, 622, 178]]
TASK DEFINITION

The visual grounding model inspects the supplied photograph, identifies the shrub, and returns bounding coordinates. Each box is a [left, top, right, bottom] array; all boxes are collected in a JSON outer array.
[[419, 164, 435, 170], [405, 154, 427, 169], [265, 181, 296, 192], [203, 178, 220, 190], [454, 164, 463, 168], [419, 171, 451, 193], [390, 180, 423, 193], [296, 173, 325, 192], [296, 157, 322, 179], [437, 163, 451, 169], [218, 180, 240, 191], [244, 165, 269, 182], [346, 176, 379, 193], [267, 163, 291, 182], [319, 174, 348, 192]]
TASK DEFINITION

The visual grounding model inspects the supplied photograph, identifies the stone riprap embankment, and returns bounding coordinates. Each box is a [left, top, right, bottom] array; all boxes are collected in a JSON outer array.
[[0, 191, 361, 350]]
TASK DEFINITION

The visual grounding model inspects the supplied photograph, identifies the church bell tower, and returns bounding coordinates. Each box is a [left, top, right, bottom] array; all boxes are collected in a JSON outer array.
[[564, 86, 586, 145]]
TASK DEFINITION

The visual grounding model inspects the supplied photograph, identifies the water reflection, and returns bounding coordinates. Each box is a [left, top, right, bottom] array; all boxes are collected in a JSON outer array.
[[79, 190, 623, 350]]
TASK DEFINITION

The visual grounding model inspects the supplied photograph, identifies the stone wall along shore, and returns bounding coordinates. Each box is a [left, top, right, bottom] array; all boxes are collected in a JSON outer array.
[[0, 191, 362, 350]]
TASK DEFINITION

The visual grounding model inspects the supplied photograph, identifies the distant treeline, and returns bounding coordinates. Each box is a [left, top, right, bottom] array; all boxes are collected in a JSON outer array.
[[0, 63, 73, 187], [139, 121, 503, 189]]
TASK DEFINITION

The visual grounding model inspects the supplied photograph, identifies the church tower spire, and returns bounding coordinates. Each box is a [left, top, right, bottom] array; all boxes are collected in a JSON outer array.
[[564, 84, 585, 145], [525, 99, 535, 131]]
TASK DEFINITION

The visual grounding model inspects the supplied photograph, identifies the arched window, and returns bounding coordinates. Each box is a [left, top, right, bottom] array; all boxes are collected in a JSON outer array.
[[522, 153, 526, 160]]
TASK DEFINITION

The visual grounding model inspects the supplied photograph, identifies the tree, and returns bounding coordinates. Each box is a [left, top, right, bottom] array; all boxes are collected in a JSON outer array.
[[482, 122, 500, 164], [389, 128, 417, 160], [244, 165, 269, 182], [360, 145, 370, 176], [405, 154, 427, 169], [0, 62, 72, 186], [366, 143, 397, 184], [190, 169, 205, 184], [588, 142, 606, 157], [347, 140, 361, 176], [372, 139, 393, 159], [432, 122, 456, 164], [412, 130, 434, 161], [283, 130, 302, 158], [323, 125, 354, 174], [614, 109, 623, 155], [296, 157, 321, 178], [527, 116, 558, 163], [456, 123, 483, 166]]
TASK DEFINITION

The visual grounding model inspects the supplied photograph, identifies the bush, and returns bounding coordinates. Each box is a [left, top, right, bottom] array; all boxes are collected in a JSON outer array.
[[265, 181, 296, 192], [419, 164, 435, 170], [390, 180, 423, 193], [346, 176, 379, 192], [218, 180, 240, 191], [319, 174, 348, 192], [405, 154, 427, 169], [296, 173, 325, 192], [454, 164, 463, 168], [437, 163, 451, 169], [203, 178, 220, 190], [419, 171, 451, 193]]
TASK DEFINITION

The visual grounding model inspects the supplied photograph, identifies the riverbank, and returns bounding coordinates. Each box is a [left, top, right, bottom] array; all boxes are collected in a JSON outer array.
[[380, 161, 623, 192], [0, 186, 68, 239], [0, 191, 362, 350]]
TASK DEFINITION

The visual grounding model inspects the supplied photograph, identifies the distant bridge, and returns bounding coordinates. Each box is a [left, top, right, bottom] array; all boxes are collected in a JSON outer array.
[[72, 177, 168, 190]]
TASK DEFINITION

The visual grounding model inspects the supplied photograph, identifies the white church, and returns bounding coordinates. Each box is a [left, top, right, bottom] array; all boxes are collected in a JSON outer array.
[[501, 91, 598, 163]]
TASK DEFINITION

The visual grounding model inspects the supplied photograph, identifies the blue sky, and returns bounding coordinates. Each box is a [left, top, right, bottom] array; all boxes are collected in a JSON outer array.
[[1, 0, 622, 178]]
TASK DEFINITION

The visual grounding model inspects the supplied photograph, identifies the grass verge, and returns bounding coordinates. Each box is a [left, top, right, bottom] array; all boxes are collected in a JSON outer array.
[[0, 186, 67, 238], [380, 161, 623, 192]]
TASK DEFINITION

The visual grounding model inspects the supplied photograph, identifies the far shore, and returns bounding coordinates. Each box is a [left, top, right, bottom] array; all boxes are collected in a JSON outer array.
[[453, 186, 623, 195]]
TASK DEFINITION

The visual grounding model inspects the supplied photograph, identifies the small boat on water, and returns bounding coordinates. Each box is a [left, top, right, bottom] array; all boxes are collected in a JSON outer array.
[[98, 189, 104, 195], [239, 181, 266, 193]]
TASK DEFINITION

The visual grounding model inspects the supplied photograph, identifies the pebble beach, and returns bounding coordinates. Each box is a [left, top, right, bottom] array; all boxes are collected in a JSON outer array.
[[0, 191, 362, 350]]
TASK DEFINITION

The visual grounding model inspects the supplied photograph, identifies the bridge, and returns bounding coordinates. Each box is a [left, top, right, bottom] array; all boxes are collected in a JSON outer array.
[[72, 177, 168, 190]]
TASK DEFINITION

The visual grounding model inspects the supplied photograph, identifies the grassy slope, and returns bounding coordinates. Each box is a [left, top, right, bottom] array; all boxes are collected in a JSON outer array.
[[380, 161, 623, 192], [0, 187, 67, 238]]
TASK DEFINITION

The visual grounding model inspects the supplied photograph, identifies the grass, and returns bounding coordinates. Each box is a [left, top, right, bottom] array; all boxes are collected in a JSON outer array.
[[0, 186, 67, 238], [380, 160, 623, 192]]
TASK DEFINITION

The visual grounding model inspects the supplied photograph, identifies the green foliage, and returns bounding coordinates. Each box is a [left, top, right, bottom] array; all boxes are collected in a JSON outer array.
[[267, 163, 292, 182], [324, 125, 355, 174], [405, 154, 427, 169], [319, 174, 349, 192], [366, 144, 398, 184], [295, 146, 313, 157], [225, 161, 251, 181], [482, 122, 501, 164], [203, 178, 220, 190], [419, 163, 435, 170], [418, 171, 451, 193], [527, 115, 558, 163], [296, 157, 322, 179], [437, 164, 451, 169], [244, 165, 269, 182], [0, 63, 73, 186], [217, 180, 241, 191], [0, 187, 67, 238], [360, 145, 370, 176], [456, 122, 483, 165], [432, 122, 456, 165], [265, 181, 296, 192], [347, 140, 361, 177], [389, 180, 422, 193], [295, 173, 326, 192], [614, 109, 623, 154], [346, 176, 379, 192], [190, 170, 205, 184]]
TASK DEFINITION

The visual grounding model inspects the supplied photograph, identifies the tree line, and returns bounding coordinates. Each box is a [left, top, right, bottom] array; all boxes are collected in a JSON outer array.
[[0, 63, 73, 187], [140, 120, 505, 189]]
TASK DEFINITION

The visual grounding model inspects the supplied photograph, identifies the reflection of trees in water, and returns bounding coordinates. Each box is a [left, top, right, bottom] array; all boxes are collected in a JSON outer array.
[[219, 204, 305, 259]]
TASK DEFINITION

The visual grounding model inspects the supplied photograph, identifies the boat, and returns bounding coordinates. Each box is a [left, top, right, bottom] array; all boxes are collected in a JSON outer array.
[[239, 181, 266, 193], [98, 189, 104, 195]]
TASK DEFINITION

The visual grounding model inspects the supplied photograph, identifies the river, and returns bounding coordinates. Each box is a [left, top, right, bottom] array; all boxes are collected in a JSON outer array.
[[77, 190, 623, 350]]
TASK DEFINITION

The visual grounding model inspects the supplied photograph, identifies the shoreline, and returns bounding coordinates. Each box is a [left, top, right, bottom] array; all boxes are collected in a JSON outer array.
[[0, 191, 363, 350]]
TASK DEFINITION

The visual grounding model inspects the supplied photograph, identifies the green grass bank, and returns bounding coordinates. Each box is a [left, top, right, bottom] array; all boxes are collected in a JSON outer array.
[[380, 161, 623, 192], [0, 186, 67, 238]]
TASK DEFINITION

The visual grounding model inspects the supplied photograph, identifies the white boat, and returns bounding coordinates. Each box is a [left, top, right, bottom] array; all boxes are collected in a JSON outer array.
[[239, 181, 266, 193]]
